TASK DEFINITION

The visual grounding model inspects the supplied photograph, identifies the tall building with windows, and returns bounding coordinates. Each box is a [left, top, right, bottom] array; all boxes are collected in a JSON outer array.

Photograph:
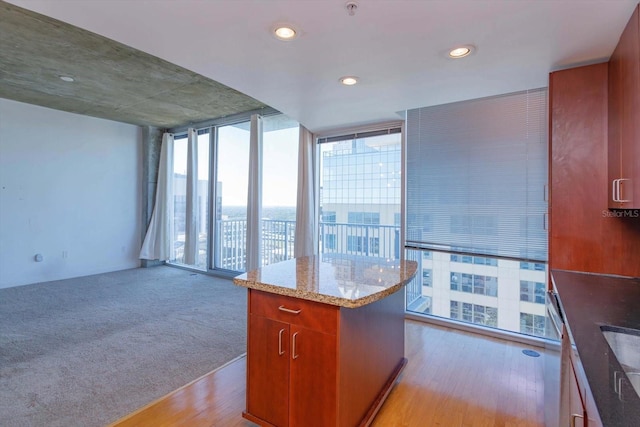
[[407, 250, 547, 337], [319, 135, 401, 260]]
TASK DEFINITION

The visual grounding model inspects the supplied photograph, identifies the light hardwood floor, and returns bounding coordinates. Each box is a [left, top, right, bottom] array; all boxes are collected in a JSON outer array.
[[110, 320, 544, 427]]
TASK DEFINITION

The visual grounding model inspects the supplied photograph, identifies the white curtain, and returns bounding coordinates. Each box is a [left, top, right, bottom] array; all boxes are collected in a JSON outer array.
[[183, 128, 199, 265], [246, 114, 263, 271], [140, 133, 175, 260], [294, 125, 317, 257]]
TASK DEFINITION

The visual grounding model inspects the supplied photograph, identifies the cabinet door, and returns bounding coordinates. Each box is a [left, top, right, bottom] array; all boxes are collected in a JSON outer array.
[[609, 5, 640, 208], [568, 361, 586, 427], [584, 386, 603, 427], [247, 314, 290, 427], [289, 325, 337, 427], [620, 6, 640, 208], [609, 37, 624, 208]]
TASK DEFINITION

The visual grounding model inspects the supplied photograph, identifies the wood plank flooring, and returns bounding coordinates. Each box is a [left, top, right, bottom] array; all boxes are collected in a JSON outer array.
[[109, 320, 544, 427]]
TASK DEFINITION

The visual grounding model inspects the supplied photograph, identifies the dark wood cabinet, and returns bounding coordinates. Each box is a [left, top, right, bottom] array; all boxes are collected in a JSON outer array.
[[608, 5, 640, 209], [289, 325, 336, 426], [560, 312, 603, 427], [568, 361, 587, 427], [246, 292, 337, 427], [246, 315, 290, 426], [243, 288, 406, 427], [246, 314, 337, 427], [549, 61, 640, 277]]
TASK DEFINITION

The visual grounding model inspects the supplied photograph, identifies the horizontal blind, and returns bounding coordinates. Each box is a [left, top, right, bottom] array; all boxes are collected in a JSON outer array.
[[405, 88, 548, 262], [317, 127, 401, 144]]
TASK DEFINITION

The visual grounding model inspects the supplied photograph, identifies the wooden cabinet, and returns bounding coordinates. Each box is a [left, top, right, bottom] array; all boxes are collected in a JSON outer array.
[[243, 289, 406, 427], [561, 324, 603, 427], [289, 325, 336, 426], [246, 292, 337, 427], [562, 326, 586, 427], [246, 315, 290, 426], [246, 314, 337, 426], [608, 5, 640, 209], [584, 380, 603, 427], [567, 357, 604, 427], [568, 360, 586, 427]]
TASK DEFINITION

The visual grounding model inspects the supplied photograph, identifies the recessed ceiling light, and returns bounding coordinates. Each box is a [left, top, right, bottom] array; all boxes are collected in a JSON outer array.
[[59, 75, 75, 82], [448, 45, 474, 59], [274, 26, 297, 40], [340, 76, 359, 86]]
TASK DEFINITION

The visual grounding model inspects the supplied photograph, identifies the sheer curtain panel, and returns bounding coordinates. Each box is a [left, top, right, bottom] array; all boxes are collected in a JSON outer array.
[[140, 133, 175, 260], [246, 114, 263, 271], [294, 125, 317, 257], [183, 128, 199, 265]]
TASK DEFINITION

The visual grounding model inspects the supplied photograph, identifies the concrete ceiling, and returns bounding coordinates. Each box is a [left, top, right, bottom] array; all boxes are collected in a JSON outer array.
[[0, 1, 267, 129], [2, 0, 639, 133]]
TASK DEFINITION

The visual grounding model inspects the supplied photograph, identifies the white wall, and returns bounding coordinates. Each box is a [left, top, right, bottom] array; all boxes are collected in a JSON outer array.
[[0, 99, 142, 288]]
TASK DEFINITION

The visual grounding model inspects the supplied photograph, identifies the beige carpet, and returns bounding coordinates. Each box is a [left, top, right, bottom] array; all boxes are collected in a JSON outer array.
[[0, 266, 247, 427]]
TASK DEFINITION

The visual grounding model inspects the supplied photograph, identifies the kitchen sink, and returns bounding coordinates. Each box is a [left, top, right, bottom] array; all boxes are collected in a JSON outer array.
[[601, 325, 640, 400]]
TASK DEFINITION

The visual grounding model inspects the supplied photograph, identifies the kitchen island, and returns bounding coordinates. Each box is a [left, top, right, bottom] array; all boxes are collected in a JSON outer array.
[[233, 255, 418, 427]]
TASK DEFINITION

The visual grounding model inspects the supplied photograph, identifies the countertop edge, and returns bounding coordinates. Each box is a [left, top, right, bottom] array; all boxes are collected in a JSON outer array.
[[232, 277, 407, 309]]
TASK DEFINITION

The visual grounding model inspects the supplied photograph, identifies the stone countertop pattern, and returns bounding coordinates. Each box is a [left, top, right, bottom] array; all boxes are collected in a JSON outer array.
[[552, 269, 640, 427], [233, 255, 418, 308]]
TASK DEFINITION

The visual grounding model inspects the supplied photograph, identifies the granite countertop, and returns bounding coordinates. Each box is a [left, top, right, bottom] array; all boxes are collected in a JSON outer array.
[[551, 269, 640, 427], [233, 255, 418, 308]]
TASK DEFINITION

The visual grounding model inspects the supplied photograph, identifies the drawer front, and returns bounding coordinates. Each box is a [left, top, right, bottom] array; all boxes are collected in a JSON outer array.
[[250, 290, 338, 335]]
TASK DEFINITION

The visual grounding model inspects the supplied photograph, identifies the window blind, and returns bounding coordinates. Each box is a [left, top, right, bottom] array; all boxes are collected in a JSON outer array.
[[405, 88, 548, 262]]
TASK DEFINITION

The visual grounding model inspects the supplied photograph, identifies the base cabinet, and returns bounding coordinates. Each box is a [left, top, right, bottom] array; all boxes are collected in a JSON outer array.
[[561, 324, 603, 427], [289, 326, 337, 426], [568, 360, 586, 427], [246, 315, 291, 426], [244, 289, 405, 427]]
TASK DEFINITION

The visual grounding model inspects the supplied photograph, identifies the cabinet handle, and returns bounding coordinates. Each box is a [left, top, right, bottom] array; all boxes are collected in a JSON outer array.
[[292, 332, 299, 360], [278, 328, 285, 356], [570, 413, 584, 427], [613, 178, 632, 203], [278, 305, 302, 314], [618, 178, 631, 202]]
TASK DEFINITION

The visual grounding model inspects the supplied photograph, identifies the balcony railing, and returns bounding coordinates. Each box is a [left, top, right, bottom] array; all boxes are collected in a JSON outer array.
[[404, 249, 423, 307], [214, 219, 404, 271], [261, 219, 296, 266], [319, 222, 400, 259]]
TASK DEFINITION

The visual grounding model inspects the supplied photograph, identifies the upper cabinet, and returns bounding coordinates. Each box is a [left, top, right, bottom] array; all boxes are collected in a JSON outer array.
[[608, 5, 640, 209]]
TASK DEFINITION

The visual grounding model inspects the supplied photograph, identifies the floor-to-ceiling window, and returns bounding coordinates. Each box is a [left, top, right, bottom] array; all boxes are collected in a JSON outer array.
[[214, 122, 250, 271], [172, 136, 188, 264], [261, 115, 299, 266], [167, 112, 299, 274], [404, 88, 549, 339], [170, 130, 211, 270], [318, 126, 402, 261]]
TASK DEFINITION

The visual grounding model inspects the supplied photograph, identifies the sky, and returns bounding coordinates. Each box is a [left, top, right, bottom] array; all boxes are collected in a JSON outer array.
[[173, 121, 299, 207]]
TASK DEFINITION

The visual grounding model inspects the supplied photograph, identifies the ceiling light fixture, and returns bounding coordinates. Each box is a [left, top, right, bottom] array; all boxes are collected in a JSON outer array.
[[340, 76, 358, 86], [448, 45, 474, 59], [274, 26, 297, 40], [59, 75, 75, 82]]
